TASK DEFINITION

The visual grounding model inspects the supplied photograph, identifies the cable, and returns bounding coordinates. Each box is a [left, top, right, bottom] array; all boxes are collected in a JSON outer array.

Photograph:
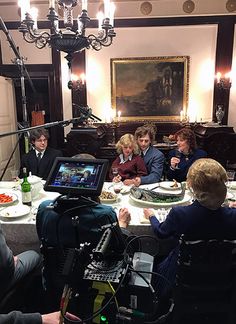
[[108, 281, 119, 311], [130, 269, 171, 287], [124, 234, 160, 257], [62, 263, 130, 323]]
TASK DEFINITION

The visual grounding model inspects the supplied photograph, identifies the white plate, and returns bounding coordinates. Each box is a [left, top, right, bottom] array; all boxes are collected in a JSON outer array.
[[159, 181, 181, 190], [227, 192, 234, 200], [0, 192, 18, 206], [120, 185, 132, 194], [0, 204, 30, 219], [129, 193, 191, 207]]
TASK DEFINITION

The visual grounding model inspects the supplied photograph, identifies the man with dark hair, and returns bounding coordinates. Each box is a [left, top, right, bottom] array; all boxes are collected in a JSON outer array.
[[20, 128, 62, 180], [133, 124, 164, 185]]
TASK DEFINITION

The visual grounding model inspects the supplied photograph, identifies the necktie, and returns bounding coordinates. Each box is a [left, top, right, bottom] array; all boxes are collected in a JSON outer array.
[[141, 152, 144, 158], [37, 152, 42, 163]]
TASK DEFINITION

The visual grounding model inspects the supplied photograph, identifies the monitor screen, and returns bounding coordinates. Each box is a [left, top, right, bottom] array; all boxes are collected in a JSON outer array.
[[44, 157, 109, 196]]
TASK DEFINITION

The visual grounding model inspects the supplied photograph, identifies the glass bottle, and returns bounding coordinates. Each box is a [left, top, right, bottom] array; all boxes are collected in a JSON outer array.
[[21, 167, 32, 206]]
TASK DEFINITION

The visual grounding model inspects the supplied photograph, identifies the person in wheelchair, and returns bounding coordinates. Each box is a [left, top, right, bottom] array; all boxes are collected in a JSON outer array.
[[142, 158, 236, 297]]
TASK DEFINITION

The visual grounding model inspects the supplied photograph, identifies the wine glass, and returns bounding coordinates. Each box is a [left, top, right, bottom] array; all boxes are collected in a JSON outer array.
[[112, 167, 119, 177], [175, 150, 181, 169], [226, 170, 235, 190]]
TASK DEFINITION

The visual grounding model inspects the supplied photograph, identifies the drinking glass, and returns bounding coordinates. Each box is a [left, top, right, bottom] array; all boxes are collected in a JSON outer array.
[[11, 170, 19, 181], [113, 182, 123, 194], [226, 170, 235, 190], [112, 167, 119, 177], [175, 150, 181, 169]]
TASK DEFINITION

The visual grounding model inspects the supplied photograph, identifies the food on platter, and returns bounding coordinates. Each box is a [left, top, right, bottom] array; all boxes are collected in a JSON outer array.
[[99, 191, 117, 202], [170, 179, 179, 188], [0, 193, 13, 203], [130, 183, 185, 203]]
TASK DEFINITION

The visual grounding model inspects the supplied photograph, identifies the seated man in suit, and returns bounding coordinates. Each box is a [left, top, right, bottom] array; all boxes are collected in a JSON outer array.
[[133, 124, 164, 185], [20, 128, 62, 180]]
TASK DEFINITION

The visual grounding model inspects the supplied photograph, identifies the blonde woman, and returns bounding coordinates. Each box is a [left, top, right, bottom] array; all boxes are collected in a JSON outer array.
[[109, 133, 147, 186], [141, 158, 236, 297]]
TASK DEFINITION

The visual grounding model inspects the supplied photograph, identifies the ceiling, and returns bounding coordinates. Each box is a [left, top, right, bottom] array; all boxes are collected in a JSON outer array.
[[0, 0, 235, 21]]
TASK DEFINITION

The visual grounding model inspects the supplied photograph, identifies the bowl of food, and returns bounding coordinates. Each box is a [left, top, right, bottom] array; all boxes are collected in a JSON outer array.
[[99, 191, 117, 203]]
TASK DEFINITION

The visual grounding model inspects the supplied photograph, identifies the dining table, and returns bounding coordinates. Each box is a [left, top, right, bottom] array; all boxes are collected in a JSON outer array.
[[0, 180, 235, 256]]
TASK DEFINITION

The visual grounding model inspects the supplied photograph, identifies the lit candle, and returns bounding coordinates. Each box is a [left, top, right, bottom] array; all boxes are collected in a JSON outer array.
[[104, 0, 110, 19], [30, 7, 38, 30], [18, 0, 30, 21], [80, 73, 86, 85], [97, 11, 104, 31], [215, 72, 221, 84], [49, 0, 55, 9], [82, 0, 88, 11], [225, 71, 232, 83], [109, 3, 116, 27], [180, 110, 184, 122], [117, 110, 121, 122]]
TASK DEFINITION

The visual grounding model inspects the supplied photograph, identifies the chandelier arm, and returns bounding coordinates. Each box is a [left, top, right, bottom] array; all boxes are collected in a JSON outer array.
[[26, 26, 51, 41]]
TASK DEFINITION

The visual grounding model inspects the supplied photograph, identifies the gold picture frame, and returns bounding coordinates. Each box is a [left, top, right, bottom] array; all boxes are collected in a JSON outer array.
[[111, 56, 190, 121]]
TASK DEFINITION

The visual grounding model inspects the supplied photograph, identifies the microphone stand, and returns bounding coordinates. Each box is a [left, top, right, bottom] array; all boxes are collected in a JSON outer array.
[[0, 16, 36, 153]]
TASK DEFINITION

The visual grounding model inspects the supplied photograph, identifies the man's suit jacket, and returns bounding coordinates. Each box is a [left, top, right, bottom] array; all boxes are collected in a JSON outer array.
[[141, 146, 164, 184], [20, 147, 63, 180]]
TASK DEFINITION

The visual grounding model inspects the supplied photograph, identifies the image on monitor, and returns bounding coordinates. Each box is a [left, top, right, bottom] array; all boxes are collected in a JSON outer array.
[[44, 157, 109, 196]]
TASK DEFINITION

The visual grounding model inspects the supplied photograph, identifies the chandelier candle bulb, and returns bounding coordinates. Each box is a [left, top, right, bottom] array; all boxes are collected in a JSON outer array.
[[109, 3, 116, 27], [180, 110, 184, 122], [30, 7, 38, 30], [97, 12, 104, 31], [118, 110, 121, 122], [104, 0, 111, 18], [215, 72, 222, 84], [49, 0, 55, 8], [18, 0, 30, 21], [82, 0, 88, 11]]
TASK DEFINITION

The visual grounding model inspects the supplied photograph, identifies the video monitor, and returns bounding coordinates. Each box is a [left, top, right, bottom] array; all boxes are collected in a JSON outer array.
[[44, 157, 109, 196]]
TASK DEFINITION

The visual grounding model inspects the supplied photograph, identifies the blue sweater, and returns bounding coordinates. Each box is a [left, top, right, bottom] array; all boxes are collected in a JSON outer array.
[[167, 148, 207, 182]]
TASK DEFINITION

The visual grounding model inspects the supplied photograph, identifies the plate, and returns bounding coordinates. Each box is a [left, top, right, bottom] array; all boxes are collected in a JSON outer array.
[[0, 192, 18, 206], [227, 192, 234, 200], [120, 185, 132, 194], [159, 181, 181, 190], [100, 198, 117, 204], [0, 204, 30, 219], [129, 193, 191, 207], [99, 191, 117, 204]]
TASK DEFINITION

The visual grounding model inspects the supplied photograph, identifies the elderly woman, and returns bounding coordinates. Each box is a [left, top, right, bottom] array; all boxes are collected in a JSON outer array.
[[167, 128, 207, 183], [109, 133, 147, 186], [143, 158, 236, 297]]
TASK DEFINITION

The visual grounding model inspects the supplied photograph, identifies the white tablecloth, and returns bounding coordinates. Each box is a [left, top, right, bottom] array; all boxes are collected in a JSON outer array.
[[0, 181, 234, 254]]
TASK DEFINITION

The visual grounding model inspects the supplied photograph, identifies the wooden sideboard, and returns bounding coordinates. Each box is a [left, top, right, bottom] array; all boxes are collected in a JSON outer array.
[[64, 122, 236, 170]]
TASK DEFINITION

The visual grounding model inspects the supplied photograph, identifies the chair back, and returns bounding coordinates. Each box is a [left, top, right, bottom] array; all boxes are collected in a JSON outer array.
[[171, 235, 236, 324]]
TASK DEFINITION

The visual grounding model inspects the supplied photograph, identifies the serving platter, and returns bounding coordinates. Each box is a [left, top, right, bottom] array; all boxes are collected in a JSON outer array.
[[129, 192, 191, 208]]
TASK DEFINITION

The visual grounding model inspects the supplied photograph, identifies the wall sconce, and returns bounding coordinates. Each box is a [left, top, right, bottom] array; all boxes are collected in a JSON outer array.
[[215, 71, 232, 90], [68, 73, 86, 91]]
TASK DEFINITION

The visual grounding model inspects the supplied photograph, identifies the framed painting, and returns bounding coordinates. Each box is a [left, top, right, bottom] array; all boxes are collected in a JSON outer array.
[[111, 56, 190, 121]]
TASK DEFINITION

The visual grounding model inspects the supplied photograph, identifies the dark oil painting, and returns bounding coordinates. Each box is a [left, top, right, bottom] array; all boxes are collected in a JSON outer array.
[[111, 56, 190, 121]]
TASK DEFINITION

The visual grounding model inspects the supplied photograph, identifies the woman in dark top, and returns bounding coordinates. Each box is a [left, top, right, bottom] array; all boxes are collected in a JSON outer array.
[[109, 133, 147, 186], [167, 128, 207, 182]]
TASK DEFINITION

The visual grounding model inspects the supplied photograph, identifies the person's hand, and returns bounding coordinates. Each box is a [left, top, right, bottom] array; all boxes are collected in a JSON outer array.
[[143, 208, 155, 220], [133, 177, 141, 187], [229, 201, 236, 208], [170, 157, 180, 169], [13, 256, 18, 267], [123, 179, 134, 186], [42, 311, 80, 324], [118, 207, 131, 228], [112, 174, 122, 183]]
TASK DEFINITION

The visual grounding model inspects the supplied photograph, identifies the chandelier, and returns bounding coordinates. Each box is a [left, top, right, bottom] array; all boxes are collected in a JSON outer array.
[[18, 0, 116, 67]]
